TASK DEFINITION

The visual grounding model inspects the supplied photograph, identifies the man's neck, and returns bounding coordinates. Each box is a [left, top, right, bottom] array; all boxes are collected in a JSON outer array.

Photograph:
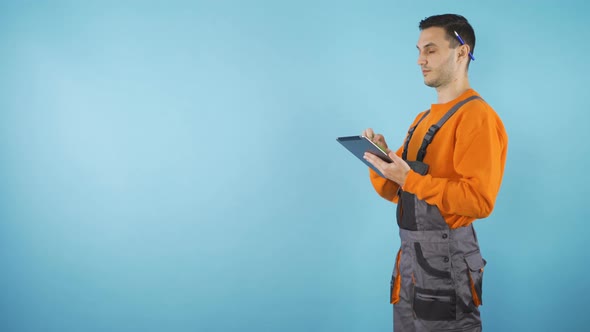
[[436, 75, 471, 104]]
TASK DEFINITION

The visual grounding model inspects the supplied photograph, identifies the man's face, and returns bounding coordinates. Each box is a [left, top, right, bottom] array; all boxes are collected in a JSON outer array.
[[416, 27, 459, 88]]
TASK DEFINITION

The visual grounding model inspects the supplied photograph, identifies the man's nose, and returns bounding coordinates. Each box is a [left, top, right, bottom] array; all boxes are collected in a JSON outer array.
[[417, 55, 427, 66]]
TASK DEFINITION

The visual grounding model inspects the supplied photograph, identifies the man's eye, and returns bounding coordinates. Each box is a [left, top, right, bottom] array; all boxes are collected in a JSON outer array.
[[428, 51, 436, 54]]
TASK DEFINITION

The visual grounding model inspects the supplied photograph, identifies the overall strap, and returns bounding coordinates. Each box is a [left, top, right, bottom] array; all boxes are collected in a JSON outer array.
[[401, 111, 430, 160], [415, 95, 482, 162]]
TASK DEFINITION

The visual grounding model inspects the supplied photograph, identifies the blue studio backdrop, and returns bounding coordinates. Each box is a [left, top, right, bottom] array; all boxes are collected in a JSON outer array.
[[1, 1, 589, 331]]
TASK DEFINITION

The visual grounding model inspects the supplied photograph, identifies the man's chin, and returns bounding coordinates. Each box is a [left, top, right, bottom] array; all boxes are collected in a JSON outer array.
[[423, 79, 439, 88]]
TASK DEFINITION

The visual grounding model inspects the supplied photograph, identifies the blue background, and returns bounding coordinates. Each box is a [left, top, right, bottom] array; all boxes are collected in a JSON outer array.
[[1, 1, 589, 331]]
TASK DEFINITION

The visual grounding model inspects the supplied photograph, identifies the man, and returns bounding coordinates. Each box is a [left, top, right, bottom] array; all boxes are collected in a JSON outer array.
[[362, 14, 507, 332]]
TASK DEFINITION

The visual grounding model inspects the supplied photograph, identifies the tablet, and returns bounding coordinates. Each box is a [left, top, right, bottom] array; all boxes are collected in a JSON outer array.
[[337, 135, 392, 177]]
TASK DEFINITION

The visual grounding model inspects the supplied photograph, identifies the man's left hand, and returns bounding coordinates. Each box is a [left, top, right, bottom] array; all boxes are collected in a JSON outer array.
[[364, 150, 411, 186]]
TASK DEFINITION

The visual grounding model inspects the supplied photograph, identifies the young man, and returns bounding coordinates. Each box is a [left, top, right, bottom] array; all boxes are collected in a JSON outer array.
[[362, 14, 508, 332]]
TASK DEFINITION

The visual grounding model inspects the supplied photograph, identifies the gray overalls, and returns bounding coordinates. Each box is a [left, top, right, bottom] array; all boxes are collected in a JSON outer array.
[[391, 96, 487, 332]]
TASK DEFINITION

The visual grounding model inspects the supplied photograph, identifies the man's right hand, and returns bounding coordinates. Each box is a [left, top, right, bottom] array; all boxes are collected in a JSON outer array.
[[362, 128, 390, 153]]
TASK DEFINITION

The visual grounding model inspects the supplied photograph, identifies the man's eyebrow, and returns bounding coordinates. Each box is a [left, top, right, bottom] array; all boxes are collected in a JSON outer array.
[[416, 42, 438, 50]]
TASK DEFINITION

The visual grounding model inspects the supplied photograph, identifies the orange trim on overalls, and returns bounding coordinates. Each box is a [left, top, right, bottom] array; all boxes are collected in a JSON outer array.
[[469, 269, 482, 307], [391, 249, 402, 304]]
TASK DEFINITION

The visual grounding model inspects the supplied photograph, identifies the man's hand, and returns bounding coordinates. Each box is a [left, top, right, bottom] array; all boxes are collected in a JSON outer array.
[[362, 128, 390, 153], [364, 147, 411, 187]]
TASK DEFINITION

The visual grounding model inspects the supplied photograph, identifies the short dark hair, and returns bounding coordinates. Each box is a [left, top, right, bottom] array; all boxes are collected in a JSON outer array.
[[419, 14, 475, 65]]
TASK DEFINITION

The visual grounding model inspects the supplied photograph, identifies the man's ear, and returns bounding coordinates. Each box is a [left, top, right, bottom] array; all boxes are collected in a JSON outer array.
[[459, 44, 470, 60]]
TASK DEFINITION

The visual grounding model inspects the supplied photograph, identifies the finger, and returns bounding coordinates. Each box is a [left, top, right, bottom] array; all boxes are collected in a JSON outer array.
[[364, 154, 383, 175], [364, 152, 387, 170], [373, 140, 388, 153], [373, 134, 388, 149], [364, 128, 374, 139]]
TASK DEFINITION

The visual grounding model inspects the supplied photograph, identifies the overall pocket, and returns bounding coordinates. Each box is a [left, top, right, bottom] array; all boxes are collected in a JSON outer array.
[[413, 287, 457, 321], [464, 251, 486, 306], [411, 242, 456, 321]]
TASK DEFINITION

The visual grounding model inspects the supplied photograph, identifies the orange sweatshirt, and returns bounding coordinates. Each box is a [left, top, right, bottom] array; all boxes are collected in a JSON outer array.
[[369, 89, 508, 229]]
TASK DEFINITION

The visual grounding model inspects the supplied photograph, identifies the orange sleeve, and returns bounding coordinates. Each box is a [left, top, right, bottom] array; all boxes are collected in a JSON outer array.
[[402, 104, 507, 219], [369, 145, 404, 203]]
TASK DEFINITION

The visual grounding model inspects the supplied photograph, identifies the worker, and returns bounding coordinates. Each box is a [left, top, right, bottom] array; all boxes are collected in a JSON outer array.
[[362, 14, 508, 331]]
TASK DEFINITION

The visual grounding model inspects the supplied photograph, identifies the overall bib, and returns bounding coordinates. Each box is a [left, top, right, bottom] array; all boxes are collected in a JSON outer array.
[[391, 96, 487, 332]]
